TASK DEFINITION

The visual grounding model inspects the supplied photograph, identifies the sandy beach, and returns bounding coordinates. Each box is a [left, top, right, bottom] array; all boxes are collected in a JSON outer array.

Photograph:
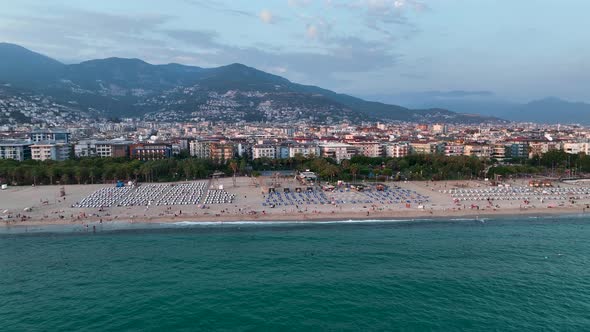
[[1, 176, 589, 228]]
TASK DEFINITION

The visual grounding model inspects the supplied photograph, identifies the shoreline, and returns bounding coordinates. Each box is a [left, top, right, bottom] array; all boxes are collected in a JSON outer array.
[[2, 206, 585, 231], [2, 177, 590, 232]]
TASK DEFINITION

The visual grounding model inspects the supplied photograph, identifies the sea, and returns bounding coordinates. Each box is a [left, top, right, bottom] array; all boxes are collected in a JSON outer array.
[[2, 216, 590, 331]]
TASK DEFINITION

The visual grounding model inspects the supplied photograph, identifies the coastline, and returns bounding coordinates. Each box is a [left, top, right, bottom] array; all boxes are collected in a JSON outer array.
[[1, 206, 585, 232], [2, 176, 589, 232]]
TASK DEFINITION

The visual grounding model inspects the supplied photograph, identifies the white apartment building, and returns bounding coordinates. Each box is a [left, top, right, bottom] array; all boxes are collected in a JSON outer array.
[[289, 144, 320, 158], [252, 144, 277, 159], [319, 143, 358, 163], [384, 143, 410, 158], [563, 142, 589, 155]]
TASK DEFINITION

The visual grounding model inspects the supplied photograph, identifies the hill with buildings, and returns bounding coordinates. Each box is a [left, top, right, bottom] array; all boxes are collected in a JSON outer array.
[[0, 43, 500, 125]]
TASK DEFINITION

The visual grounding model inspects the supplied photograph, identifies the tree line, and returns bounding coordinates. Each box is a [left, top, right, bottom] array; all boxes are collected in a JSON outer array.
[[1, 151, 588, 186]]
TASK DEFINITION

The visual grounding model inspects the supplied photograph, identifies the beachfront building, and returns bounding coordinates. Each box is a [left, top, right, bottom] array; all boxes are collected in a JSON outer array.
[[252, 144, 277, 159], [384, 142, 410, 158], [0, 140, 32, 161], [349, 141, 383, 158], [190, 140, 236, 161], [210, 142, 235, 161], [30, 141, 71, 161], [492, 144, 507, 160], [563, 142, 589, 155], [528, 141, 561, 159], [131, 143, 172, 160], [74, 140, 132, 158], [409, 141, 440, 155], [444, 143, 465, 157], [277, 145, 290, 159], [189, 140, 212, 159], [29, 128, 71, 143], [505, 141, 529, 159], [74, 140, 96, 157], [463, 143, 492, 158], [319, 143, 358, 163], [288, 143, 320, 158], [98, 141, 132, 158]]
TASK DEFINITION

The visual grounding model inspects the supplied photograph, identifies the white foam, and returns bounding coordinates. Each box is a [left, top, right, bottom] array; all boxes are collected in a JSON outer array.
[[169, 218, 435, 227]]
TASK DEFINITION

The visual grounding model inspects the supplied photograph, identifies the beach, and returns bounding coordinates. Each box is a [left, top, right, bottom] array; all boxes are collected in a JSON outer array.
[[1, 176, 588, 228]]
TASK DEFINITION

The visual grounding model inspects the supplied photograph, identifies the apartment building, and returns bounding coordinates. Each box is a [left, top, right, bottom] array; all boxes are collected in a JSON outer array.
[[190, 140, 235, 161], [288, 143, 320, 158], [252, 144, 277, 159], [0, 140, 32, 161], [384, 142, 410, 158], [319, 143, 358, 163], [409, 141, 440, 155], [349, 141, 383, 158], [31, 141, 71, 161], [29, 128, 71, 143], [444, 143, 465, 157], [131, 143, 172, 160], [463, 144, 492, 158]]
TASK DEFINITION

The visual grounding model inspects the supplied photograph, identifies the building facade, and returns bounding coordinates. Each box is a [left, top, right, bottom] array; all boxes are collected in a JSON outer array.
[[31, 142, 71, 161], [0, 140, 32, 161], [29, 128, 71, 143], [131, 144, 172, 160]]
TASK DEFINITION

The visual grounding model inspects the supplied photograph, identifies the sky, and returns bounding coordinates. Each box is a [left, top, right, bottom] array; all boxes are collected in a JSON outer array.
[[0, 0, 589, 102]]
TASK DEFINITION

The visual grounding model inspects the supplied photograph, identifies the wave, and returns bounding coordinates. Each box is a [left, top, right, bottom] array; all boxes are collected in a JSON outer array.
[[6, 214, 587, 235], [169, 218, 437, 227]]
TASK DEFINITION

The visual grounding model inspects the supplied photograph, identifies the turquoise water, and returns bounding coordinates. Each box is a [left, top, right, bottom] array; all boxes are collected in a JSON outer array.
[[2, 217, 590, 331]]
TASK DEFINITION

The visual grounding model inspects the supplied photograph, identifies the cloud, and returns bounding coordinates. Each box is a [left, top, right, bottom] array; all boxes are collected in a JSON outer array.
[[0, 2, 403, 90], [0, 8, 171, 61], [162, 28, 397, 76], [258, 9, 274, 24], [182, 0, 257, 18], [302, 17, 332, 41], [288, 0, 313, 7], [306, 25, 319, 39]]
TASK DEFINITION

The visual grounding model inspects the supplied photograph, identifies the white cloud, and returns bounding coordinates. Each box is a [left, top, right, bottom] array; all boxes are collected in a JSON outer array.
[[306, 25, 319, 39], [288, 0, 312, 7], [268, 66, 288, 74], [303, 17, 332, 41], [259, 9, 274, 23]]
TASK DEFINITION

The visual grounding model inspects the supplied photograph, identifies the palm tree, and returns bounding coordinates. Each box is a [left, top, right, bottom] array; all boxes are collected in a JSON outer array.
[[350, 163, 359, 183], [229, 160, 238, 187]]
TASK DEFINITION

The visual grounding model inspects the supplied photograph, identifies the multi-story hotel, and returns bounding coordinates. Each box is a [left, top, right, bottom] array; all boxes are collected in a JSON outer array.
[[0, 140, 32, 161]]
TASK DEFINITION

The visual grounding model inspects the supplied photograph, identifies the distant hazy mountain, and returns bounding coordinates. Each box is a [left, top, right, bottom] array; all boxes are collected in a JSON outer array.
[[508, 97, 590, 124], [0, 43, 500, 124], [363, 91, 590, 124]]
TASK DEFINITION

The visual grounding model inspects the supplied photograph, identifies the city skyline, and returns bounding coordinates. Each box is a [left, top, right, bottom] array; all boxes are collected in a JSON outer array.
[[1, 0, 588, 103]]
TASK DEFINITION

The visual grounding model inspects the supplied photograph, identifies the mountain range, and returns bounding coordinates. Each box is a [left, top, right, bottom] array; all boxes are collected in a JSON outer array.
[[363, 91, 590, 125], [0, 43, 499, 125]]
